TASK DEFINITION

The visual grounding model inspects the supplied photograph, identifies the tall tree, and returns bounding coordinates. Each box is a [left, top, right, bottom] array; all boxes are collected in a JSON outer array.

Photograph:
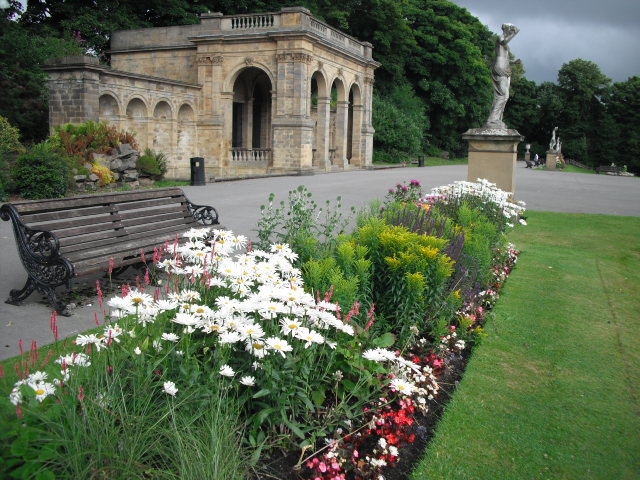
[[556, 59, 611, 165], [0, 16, 83, 141], [607, 76, 640, 173], [400, 0, 494, 155]]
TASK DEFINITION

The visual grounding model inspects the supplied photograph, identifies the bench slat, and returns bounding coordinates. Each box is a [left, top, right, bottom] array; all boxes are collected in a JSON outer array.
[[9, 188, 187, 215], [60, 219, 197, 259]]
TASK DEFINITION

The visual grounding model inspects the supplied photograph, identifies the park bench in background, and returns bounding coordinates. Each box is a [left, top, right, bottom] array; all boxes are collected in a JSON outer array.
[[1, 188, 219, 315], [596, 165, 622, 175]]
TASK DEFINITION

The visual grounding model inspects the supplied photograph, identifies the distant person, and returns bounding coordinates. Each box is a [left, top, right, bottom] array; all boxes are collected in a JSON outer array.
[[534, 153, 539, 165], [484, 23, 520, 129]]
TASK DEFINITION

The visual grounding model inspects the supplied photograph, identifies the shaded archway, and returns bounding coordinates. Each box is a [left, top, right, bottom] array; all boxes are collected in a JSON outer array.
[[310, 71, 329, 168], [125, 98, 148, 148], [99, 94, 120, 118], [152, 100, 173, 153], [330, 78, 347, 166], [231, 67, 273, 164], [348, 83, 363, 165]]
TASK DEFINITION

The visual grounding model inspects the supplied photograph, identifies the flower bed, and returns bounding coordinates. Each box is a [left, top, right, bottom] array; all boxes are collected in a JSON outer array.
[[1, 179, 525, 479]]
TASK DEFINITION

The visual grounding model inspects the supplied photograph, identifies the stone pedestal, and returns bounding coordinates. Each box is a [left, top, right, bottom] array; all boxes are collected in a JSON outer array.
[[462, 127, 523, 196], [546, 150, 558, 169]]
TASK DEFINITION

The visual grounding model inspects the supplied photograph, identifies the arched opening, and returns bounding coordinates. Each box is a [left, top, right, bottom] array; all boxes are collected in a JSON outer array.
[[175, 104, 196, 179], [152, 101, 173, 153], [125, 98, 148, 148], [348, 84, 363, 166], [310, 72, 329, 168], [99, 94, 119, 118], [330, 78, 346, 166], [231, 67, 272, 164]]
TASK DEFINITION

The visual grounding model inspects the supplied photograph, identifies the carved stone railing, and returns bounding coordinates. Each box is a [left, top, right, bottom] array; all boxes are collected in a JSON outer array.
[[230, 14, 275, 30], [230, 148, 271, 164], [219, 8, 366, 56]]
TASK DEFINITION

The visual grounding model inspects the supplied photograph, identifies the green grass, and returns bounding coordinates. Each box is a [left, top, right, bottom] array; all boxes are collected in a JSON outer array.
[[560, 164, 596, 174], [412, 211, 640, 479], [372, 157, 468, 167], [154, 179, 190, 188]]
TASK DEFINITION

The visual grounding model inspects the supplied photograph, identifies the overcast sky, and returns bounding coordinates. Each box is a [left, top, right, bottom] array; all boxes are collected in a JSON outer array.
[[452, 0, 640, 84]]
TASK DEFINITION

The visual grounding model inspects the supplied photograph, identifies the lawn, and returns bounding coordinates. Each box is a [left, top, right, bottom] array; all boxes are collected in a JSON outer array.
[[413, 211, 640, 479]]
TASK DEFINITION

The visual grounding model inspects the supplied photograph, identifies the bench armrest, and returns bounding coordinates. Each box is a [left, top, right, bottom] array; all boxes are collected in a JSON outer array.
[[186, 200, 220, 226], [1, 203, 74, 287]]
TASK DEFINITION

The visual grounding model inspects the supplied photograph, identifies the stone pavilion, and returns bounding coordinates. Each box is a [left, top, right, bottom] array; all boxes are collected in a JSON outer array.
[[45, 7, 380, 181]]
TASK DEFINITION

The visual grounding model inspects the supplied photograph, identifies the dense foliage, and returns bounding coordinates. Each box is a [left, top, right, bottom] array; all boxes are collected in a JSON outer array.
[[12, 143, 70, 199], [0, 115, 25, 200], [1, 0, 639, 171]]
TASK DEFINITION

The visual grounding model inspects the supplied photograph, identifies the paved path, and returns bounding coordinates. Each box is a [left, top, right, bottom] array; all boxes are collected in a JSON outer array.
[[1, 164, 638, 360]]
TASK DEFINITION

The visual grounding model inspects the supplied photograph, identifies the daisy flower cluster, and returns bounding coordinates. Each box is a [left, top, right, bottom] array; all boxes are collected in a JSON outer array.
[[148, 229, 355, 379], [422, 178, 527, 226], [7, 228, 357, 412], [9, 371, 57, 406]]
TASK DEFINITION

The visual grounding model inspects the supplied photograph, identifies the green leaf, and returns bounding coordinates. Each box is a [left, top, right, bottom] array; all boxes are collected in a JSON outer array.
[[252, 388, 271, 399], [311, 389, 326, 407], [283, 419, 307, 440], [373, 332, 396, 348]]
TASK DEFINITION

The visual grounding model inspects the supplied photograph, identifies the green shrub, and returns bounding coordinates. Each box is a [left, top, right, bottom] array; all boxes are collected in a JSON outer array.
[[353, 218, 455, 345], [0, 116, 25, 200], [372, 85, 429, 162], [13, 143, 70, 199], [137, 148, 168, 179]]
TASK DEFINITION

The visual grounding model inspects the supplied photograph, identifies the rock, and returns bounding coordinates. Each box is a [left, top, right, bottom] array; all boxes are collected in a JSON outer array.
[[123, 170, 139, 181]]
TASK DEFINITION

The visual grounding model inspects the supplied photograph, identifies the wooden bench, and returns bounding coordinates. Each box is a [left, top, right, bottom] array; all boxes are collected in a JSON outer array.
[[0, 188, 219, 315], [596, 165, 622, 175]]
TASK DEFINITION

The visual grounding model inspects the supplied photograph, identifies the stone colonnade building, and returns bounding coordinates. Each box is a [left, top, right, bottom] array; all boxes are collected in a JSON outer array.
[[45, 7, 380, 181]]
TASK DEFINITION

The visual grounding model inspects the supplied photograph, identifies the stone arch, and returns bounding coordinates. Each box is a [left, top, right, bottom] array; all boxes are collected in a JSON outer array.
[[329, 78, 348, 166], [125, 98, 149, 148], [347, 82, 363, 165], [230, 66, 273, 165], [310, 70, 330, 168], [99, 93, 120, 118], [153, 100, 173, 120], [152, 100, 173, 158], [176, 103, 197, 179]]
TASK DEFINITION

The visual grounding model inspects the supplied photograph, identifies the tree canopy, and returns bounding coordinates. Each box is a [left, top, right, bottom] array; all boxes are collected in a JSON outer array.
[[1, 0, 638, 172]]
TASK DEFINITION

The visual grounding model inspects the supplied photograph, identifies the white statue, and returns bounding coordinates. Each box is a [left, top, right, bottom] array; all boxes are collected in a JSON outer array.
[[484, 23, 520, 129], [549, 127, 561, 153]]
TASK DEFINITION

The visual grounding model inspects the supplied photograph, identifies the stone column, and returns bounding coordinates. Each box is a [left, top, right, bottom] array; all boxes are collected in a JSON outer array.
[[335, 100, 349, 168], [545, 151, 558, 169], [316, 96, 330, 169], [462, 127, 523, 196], [272, 51, 315, 173]]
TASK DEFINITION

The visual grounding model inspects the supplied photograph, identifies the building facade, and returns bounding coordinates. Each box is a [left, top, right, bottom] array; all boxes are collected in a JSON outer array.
[[45, 7, 380, 181]]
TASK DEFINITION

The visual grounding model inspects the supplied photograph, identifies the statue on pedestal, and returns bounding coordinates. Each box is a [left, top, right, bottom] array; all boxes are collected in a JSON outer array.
[[484, 23, 520, 130], [549, 126, 562, 153]]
